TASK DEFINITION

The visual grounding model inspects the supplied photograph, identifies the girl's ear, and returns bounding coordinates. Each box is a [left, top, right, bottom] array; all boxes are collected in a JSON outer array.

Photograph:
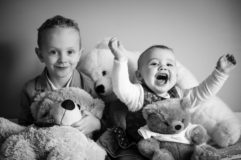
[[35, 48, 44, 62], [78, 48, 85, 60], [135, 70, 143, 82]]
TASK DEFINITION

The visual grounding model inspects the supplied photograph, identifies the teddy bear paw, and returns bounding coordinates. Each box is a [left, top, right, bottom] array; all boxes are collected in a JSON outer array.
[[211, 121, 241, 147], [191, 144, 220, 160], [152, 149, 175, 160], [190, 125, 208, 145]]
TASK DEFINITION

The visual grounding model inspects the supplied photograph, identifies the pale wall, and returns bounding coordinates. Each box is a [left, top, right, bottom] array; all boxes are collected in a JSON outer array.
[[0, 0, 240, 118]]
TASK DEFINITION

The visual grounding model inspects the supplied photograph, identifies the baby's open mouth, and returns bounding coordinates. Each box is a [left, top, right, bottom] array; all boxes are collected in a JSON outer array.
[[156, 73, 168, 84]]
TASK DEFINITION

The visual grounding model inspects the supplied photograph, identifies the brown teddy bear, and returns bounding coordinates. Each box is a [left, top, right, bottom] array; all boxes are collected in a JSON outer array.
[[0, 87, 106, 160], [138, 98, 220, 160]]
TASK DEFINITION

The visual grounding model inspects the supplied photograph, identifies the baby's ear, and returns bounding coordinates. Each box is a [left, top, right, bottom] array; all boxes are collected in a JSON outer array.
[[135, 70, 143, 82], [35, 48, 44, 62]]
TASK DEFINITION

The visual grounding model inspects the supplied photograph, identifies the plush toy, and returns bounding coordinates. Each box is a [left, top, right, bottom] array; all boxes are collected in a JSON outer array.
[[78, 38, 240, 147], [78, 38, 138, 103], [0, 87, 106, 160], [138, 98, 220, 160]]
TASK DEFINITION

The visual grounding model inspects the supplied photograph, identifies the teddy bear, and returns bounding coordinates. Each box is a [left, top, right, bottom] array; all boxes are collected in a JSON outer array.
[[0, 87, 107, 160], [78, 38, 240, 147], [138, 98, 220, 160]]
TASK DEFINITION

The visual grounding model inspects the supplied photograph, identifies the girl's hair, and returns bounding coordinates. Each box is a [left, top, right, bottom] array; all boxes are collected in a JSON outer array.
[[37, 15, 81, 47]]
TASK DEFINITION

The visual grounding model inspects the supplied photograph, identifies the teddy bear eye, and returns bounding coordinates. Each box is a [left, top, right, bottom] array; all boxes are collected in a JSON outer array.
[[77, 104, 81, 110], [102, 71, 107, 76], [164, 121, 169, 126]]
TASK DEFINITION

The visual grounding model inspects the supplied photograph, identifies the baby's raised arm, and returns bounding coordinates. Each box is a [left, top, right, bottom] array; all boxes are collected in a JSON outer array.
[[184, 54, 237, 108], [108, 37, 145, 112], [108, 37, 127, 61], [216, 54, 236, 74]]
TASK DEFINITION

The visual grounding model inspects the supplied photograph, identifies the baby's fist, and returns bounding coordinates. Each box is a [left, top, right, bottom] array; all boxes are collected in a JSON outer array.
[[108, 37, 126, 61], [216, 54, 236, 74]]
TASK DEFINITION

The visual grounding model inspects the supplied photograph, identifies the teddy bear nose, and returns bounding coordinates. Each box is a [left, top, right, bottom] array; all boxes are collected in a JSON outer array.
[[175, 125, 182, 130], [61, 99, 75, 110], [172, 121, 184, 131], [95, 85, 105, 94]]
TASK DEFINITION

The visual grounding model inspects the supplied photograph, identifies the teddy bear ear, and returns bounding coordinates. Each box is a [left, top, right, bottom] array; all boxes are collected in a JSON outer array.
[[95, 37, 112, 50], [142, 104, 157, 120], [180, 98, 192, 110]]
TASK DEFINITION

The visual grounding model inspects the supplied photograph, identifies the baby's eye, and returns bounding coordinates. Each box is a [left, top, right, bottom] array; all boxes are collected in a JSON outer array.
[[167, 63, 173, 67], [150, 62, 158, 66], [49, 50, 57, 55]]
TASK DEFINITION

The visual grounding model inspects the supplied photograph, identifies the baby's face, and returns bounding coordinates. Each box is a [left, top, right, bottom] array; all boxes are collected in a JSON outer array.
[[37, 27, 81, 81], [138, 48, 177, 95]]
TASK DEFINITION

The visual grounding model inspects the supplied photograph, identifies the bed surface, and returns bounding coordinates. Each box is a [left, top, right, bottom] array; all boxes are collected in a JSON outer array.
[[7, 112, 241, 159], [219, 112, 241, 160]]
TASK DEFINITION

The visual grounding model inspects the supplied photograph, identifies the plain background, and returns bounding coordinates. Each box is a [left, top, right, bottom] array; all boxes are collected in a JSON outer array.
[[0, 0, 240, 119]]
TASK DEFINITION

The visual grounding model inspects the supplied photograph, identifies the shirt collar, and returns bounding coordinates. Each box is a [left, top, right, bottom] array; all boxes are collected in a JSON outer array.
[[141, 82, 171, 99], [46, 73, 73, 90], [157, 92, 170, 99]]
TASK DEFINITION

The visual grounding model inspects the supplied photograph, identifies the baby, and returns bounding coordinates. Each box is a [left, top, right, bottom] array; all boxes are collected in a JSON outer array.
[[108, 37, 236, 142]]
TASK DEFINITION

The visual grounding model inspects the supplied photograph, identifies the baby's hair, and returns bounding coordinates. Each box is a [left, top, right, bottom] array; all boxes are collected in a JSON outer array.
[[137, 45, 173, 69], [37, 15, 81, 47]]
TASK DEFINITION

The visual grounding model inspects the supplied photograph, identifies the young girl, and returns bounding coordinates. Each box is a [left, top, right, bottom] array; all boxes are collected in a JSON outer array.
[[19, 15, 100, 135]]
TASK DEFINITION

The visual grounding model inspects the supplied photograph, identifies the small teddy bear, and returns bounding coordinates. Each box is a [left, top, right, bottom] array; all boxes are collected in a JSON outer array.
[[137, 98, 220, 160], [0, 87, 106, 160]]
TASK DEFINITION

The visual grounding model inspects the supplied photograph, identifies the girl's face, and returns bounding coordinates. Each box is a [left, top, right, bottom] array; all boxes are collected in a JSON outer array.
[[137, 48, 177, 95], [36, 27, 81, 81]]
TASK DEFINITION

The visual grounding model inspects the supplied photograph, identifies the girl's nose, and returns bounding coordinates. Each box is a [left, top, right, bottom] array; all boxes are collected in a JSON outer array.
[[58, 52, 67, 62]]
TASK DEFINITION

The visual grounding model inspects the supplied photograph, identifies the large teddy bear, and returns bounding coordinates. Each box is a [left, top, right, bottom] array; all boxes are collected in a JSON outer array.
[[138, 98, 220, 160], [78, 38, 240, 148], [0, 87, 107, 160]]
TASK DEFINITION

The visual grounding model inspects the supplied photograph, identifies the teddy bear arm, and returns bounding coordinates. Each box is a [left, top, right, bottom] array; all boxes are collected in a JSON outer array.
[[1, 134, 37, 160], [138, 138, 161, 158], [89, 99, 105, 119], [138, 138, 175, 160], [0, 118, 26, 144]]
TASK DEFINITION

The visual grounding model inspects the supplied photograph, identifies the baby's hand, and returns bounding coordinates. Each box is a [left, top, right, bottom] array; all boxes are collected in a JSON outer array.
[[216, 54, 237, 74], [108, 37, 127, 61]]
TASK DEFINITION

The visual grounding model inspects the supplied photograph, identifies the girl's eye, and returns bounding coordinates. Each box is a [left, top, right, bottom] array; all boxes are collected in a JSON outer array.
[[167, 63, 173, 67], [67, 50, 75, 55]]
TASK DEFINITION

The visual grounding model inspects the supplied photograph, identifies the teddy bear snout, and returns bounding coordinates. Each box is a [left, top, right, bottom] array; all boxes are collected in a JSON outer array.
[[172, 121, 184, 131], [61, 99, 75, 110], [95, 85, 105, 94]]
